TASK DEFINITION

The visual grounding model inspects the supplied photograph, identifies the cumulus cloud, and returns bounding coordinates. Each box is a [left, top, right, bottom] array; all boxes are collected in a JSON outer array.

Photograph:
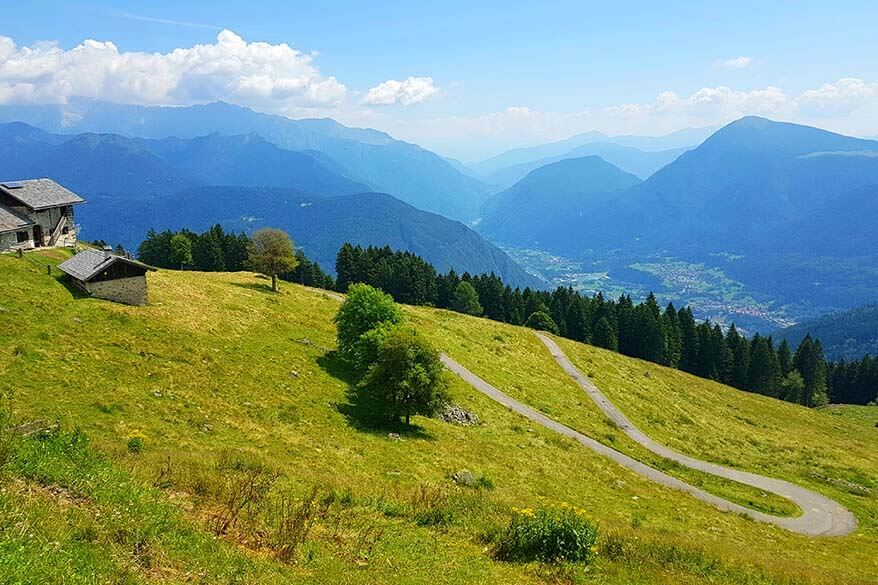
[[362, 76, 439, 106], [714, 56, 752, 69], [797, 77, 878, 116], [0, 30, 347, 111]]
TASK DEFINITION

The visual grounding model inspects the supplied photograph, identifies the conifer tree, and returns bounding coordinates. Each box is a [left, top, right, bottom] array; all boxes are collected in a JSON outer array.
[[592, 316, 619, 351]]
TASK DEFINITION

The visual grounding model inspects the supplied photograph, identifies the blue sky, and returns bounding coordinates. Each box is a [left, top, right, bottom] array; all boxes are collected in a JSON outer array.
[[2, 1, 877, 159]]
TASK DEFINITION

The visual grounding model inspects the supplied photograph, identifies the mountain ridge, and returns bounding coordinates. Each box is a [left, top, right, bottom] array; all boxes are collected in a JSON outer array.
[[0, 99, 491, 221]]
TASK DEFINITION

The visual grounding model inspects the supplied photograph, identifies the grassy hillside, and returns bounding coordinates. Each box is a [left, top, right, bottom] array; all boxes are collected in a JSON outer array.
[[821, 405, 878, 428], [1, 250, 877, 584]]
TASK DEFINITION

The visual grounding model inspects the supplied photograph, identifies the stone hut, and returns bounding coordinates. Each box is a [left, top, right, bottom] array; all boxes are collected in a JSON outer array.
[[0, 179, 84, 252], [58, 249, 156, 306]]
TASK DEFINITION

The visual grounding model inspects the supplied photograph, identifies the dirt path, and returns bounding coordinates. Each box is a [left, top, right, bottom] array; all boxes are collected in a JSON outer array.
[[441, 334, 857, 537]]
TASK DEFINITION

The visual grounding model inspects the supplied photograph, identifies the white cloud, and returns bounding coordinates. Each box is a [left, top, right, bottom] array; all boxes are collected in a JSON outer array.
[[386, 78, 878, 160], [0, 30, 347, 111], [362, 76, 439, 106], [796, 77, 878, 116], [714, 56, 752, 69]]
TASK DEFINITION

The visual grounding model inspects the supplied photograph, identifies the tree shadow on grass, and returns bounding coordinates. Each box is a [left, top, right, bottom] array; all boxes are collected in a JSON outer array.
[[317, 351, 433, 440], [230, 282, 278, 294]]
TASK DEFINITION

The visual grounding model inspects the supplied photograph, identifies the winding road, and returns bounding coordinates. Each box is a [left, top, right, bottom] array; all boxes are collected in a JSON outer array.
[[440, 332, 857, 537]]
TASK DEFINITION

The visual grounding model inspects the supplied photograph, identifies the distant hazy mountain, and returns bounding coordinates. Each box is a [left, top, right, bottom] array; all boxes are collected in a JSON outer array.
[[0, 123, 366, 197], [471, 126, 713, 177], [80, 187, 543, 289], [0, 124, 195, 196], [771, 184, 878, 257], [478, 156, 641, 248], [776, 303, 878, 361], [141, 133, 368, 195], [485, 142, 686, 187], [0, 99, 491, 221], [590, 116, 878, 255], [484, 117, 878, 318]]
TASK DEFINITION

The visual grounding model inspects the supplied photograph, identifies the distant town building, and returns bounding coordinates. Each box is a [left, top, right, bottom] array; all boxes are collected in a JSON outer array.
[[58, 248, 156, 306], [0, 178, 84, 252]]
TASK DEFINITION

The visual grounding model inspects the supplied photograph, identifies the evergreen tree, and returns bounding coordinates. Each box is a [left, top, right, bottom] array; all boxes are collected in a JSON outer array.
[[794, 336, 828, 407], [629, 302, 665, 363], [777, 339, 794, 376], [662, 303, 682, 368], [728, 325, 751, 390], [592, 316, 618, 351], [192, 230, 226, 271], [678, 307, 700, 374], [565, 297, 590, 342], [137, 229, 175, 268], [748, 335, 781, 397]]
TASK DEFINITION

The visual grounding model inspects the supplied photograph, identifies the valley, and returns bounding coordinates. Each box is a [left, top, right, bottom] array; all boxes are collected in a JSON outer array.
[[504, 247, 796, 332]]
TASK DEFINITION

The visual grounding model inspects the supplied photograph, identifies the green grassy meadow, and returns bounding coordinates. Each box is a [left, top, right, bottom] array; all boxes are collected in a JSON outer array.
[[1, 250, 876, 584]]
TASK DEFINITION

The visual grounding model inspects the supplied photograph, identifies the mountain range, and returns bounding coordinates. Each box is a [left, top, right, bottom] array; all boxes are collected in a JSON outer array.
[[476, 116, 878, 321], [470, 125, 715, 179], [0, 122, 540, 288], [0, 99, 491, 221], [3, 101, 877, 329], [482, 142, 687, 187]]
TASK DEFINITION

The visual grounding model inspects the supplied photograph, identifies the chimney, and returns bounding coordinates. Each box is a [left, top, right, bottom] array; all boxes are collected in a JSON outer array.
[[102, 245, 114, 258]]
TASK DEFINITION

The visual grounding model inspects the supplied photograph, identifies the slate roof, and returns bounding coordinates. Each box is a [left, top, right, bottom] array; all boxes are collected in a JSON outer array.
[[0, 178, 85, 210], [58, 249, 156, 282], [0, 204, 34, 234]]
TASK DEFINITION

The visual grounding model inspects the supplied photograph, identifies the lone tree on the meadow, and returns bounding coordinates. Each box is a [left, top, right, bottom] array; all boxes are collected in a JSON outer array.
[[248, 228, 298, 291], [361, 327, 448, 426]]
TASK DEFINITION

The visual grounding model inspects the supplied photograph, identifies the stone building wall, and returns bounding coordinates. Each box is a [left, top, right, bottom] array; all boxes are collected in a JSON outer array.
[[0, 231, 29, 251], [85, 275, 149, 306], [32, 207, 77, 247], [0, 206, 76, 252]]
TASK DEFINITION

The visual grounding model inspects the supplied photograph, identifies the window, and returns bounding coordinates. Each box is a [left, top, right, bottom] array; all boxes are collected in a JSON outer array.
[[16, 231, 28, 243], [62, 226, 69, 235]]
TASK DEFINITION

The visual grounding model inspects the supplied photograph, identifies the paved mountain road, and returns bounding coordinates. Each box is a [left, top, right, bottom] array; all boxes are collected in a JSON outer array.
[[440, 333, 857, 537]]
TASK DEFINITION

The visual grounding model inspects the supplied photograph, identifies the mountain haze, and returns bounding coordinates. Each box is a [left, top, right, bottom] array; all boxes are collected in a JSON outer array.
[[471, 125, 713, 177], [0, 99, 491, 221], [485, 142, 686, 187], [0, 123, 366, 197], [590, 116, 878, 254], [81, 187, 543, 288], [478, 156, 641, 249]]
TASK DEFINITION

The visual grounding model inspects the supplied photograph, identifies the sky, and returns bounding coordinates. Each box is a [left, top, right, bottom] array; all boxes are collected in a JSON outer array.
[[2, 0, 877, 160]]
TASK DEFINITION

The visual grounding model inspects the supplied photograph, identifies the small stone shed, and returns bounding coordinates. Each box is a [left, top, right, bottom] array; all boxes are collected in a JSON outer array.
[[58, 249, 156, 306]]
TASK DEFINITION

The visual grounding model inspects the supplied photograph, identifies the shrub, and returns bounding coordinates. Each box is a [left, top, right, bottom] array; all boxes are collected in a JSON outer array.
[[359, 328, 448, 425], [495, 503, 598, 563], [334, 283, 403, 361], [126, 435, 146, 454], [525, 311, 559, 335], [452, 281, 483, 316], [352, 320, 399, 372]]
